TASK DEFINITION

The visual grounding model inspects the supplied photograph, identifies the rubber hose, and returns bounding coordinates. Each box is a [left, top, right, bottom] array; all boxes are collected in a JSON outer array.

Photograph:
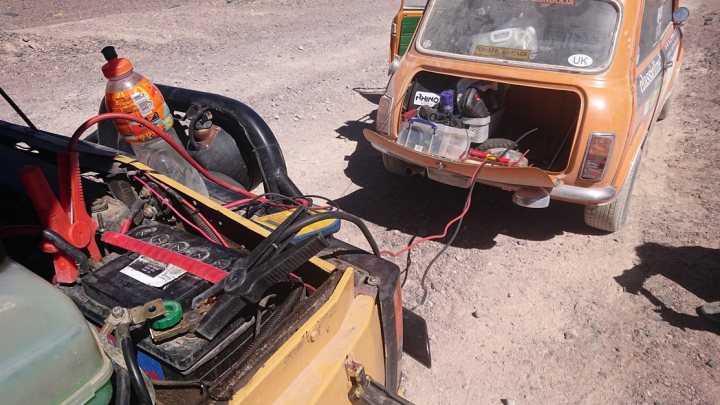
[[114, 368, 131, 405], [120, 336, 153, 405], [278, 212, 381, 256]]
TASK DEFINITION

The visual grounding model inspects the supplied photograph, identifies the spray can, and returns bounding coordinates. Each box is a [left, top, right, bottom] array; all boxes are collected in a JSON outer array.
[[101, 46, 208, 196]]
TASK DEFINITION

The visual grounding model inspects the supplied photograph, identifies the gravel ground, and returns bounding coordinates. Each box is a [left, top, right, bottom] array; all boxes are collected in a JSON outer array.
[[2, 0, 720, 403]]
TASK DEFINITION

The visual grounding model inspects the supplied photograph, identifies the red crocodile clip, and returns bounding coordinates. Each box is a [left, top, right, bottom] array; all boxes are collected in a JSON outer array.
[[18, 151, 101, 283]]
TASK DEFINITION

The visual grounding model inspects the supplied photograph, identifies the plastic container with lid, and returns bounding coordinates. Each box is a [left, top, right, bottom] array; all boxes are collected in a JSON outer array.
[[0, 256, 113, 405], [397, 118, 436, 154], [429, 123, 470, 160]]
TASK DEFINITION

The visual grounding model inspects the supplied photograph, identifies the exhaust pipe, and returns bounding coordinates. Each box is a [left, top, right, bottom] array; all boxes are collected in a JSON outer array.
[[512, 187, 550, 209]]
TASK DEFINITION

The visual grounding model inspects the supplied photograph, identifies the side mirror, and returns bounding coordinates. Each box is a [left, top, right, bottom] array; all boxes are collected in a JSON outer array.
[[388, 54, 402, 76], [673, 7, 690, 26]]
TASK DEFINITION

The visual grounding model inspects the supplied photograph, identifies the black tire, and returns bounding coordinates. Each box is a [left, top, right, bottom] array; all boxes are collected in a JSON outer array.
[[476, 138, 517, 151], [584, 147, 642, 232], [657, 92, 674, 121], [382, 153, 422, 177]]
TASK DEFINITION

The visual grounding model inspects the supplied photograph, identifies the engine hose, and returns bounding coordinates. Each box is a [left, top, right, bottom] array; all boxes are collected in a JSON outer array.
[[41, 229, 90, 275], [114, 367, 131, 405], [207, 284, 305, 402], [120, 335, 153, 405], [277, 211, 381, 256]]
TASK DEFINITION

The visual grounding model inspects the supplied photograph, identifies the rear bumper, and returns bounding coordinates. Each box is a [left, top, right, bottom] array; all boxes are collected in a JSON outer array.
[[364, 129, 617, 206]]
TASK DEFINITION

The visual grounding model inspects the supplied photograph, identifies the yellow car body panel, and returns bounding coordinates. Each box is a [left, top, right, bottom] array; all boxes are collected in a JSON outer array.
[[230, 269, 385, 404]]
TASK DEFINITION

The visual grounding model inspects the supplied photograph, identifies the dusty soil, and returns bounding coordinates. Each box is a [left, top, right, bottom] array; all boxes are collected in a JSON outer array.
[[2, 0, 720, 403]]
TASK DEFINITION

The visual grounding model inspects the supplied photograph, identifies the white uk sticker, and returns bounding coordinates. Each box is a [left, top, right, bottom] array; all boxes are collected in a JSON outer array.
[[120, 256, 186, 288], [413, 91, 441, 106], [568, 54, 593, 67]]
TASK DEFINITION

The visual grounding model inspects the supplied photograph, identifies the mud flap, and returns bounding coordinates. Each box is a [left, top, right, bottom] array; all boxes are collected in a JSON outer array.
[[402, 308, 431, 368]]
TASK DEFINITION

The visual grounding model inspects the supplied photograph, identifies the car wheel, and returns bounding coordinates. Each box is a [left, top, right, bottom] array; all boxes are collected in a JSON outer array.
[[657, 92, 674, 121], [382, 153, 423, 177], [584, 146, 643, 232]]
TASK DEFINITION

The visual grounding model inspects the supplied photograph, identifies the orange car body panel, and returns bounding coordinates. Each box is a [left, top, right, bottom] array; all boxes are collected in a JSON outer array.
[[371, 0, 685, 205]]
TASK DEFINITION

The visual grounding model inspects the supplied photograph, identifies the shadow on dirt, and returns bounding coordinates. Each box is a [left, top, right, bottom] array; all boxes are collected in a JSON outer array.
[[615, 243, 720, 333], [334, 98, 602, 250]]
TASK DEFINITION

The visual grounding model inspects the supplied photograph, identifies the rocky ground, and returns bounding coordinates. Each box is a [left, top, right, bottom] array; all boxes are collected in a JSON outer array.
[[1, 0, 719, 403]]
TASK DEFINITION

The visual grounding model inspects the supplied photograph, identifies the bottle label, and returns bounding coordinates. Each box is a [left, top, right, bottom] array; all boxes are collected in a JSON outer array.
[[106, 77, 174, 143]]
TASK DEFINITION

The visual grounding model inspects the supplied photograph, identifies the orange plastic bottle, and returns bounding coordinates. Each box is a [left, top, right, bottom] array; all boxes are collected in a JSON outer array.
[[101, 46, 208, 195]]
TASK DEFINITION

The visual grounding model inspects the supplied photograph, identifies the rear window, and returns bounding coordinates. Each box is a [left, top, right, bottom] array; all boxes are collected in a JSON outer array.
[[416, 0, 621, 71]]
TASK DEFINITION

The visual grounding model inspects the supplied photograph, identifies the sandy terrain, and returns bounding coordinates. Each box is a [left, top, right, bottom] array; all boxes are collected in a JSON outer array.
[[1, 0, 719, 403]]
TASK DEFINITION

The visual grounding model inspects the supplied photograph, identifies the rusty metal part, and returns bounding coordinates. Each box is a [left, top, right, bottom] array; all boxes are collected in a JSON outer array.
[[193, 125, 221, 148], [128, 298, 166, 324], [99, 299, 166, 337], [345, 358, 412, 405], [150, 304, 212, 343]]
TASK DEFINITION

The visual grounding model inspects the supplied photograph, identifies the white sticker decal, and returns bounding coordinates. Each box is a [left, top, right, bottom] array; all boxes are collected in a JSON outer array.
[[413, 91, 441, 106], [568, 54, 593, 67], [120, 256, 186, 288]]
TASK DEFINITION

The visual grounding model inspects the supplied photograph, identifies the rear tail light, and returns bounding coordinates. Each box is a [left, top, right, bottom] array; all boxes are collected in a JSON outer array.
[[580, 132, 615, 181], [376, 95, 393, 135]]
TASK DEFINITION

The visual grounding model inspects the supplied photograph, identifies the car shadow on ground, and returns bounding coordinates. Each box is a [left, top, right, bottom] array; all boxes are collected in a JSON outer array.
[[334, 99, 602, 250], [615, 243, 720, 333]]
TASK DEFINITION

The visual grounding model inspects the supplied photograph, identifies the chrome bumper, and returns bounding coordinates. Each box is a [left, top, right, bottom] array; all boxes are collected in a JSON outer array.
[[371, 138, 617, 206], [549, 184, 617, 205]]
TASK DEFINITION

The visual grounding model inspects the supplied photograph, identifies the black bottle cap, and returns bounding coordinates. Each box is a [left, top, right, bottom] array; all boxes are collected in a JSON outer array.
[[101, 46, 118, 61]]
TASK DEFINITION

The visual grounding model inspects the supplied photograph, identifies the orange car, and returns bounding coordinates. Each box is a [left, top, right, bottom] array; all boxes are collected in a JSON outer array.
[[365, 0, 689, 231]]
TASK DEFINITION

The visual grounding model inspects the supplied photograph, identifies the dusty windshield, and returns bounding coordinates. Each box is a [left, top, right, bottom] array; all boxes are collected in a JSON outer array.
[[417, 0, 620, 70]]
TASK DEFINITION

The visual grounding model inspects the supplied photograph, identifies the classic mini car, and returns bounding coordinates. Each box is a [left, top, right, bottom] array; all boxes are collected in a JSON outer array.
[[0, 85, 429, 404], [366, 0, 689, 231]]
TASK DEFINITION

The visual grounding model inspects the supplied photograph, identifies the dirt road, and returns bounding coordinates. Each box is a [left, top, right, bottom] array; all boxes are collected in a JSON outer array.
[[2, 0, 719, 403]]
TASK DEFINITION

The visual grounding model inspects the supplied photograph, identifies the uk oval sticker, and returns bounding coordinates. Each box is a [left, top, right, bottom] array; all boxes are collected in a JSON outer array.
[[568, 54, 593, 67]]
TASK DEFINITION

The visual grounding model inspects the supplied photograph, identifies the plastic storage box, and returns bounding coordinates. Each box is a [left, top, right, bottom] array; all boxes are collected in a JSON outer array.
[[0, 256, 113, 405], [398, 118, 436, 154], [429, 123, 470, 160], [398, 118, 470, 160]]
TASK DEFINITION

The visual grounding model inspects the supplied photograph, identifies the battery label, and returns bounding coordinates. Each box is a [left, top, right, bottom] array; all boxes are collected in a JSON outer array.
[[120, 256, 186, 288]]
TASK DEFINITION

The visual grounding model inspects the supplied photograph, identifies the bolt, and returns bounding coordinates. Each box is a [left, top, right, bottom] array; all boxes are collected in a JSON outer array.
[[143, 205, 157, 218], [367, 276, 381, 286], [111, 307, 124, 318]]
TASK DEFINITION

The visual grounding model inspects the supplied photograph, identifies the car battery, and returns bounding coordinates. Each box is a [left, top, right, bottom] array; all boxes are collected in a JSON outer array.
[[64, 222, 278, 379]]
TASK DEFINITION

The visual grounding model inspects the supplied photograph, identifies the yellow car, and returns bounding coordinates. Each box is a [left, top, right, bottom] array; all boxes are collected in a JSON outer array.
[[0, 85, 430, 404]]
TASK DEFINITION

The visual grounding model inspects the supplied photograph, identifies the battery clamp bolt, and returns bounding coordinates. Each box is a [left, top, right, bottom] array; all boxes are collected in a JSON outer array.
[[111, 306, 124, 318]]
